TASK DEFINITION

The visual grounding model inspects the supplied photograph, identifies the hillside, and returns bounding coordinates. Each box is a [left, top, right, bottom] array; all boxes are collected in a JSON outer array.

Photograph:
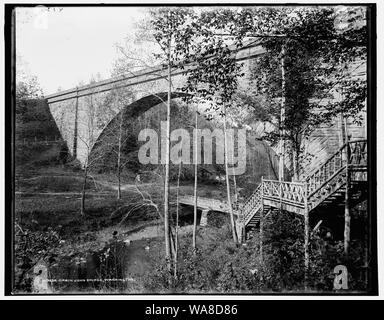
[[15, 99, 69, 174]]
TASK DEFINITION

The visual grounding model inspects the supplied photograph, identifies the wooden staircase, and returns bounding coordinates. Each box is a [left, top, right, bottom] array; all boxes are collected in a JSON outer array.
[[236, 140, 368, 241]]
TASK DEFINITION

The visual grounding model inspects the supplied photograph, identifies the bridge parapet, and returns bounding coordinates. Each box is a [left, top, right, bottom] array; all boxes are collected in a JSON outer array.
[[45, 42, 265, 104]]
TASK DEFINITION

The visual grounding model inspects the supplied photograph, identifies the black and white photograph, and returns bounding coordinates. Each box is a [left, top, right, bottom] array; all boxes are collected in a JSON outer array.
[[5, 2, 377, 296]]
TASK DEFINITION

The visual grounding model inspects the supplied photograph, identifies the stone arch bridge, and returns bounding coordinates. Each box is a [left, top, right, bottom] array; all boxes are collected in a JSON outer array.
[[46, 42, 265, 166], [45, 41, 366, 179]]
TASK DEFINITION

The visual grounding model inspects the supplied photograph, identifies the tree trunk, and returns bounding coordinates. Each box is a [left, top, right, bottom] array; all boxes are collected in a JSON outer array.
[[169, 228, 177, 261], [73, 90, 79, 159], [81, 165, 88, 216], [117, 113, 123, 200], [174, 162, 182, 279], [163, 34, 172, 271], [279, 42, 286, 182], [231, 148, 238, 205], [223, 103, 238, 244], [344, 178, 351, 256], [292, 143, 299, 181], [304, 208, 309, 289], [344, 117, 350, 255], [292, 133, 302, 181], [193, 108, 198, 251], [117, 165, 121, 200]]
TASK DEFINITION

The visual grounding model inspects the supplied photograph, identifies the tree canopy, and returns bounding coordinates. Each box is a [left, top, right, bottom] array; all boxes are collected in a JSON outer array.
[[157, 6, 367, 177]]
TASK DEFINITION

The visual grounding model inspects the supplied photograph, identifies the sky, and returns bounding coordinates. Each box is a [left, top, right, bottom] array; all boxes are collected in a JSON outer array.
[[16, 6, 147, 95], [15, 5, 361, 96]]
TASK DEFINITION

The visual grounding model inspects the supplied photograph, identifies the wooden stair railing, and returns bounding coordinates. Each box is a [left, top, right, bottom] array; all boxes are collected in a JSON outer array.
[[238, 183, 263, 226], [238, 139, 367, 230], [306, 140, 367, 211], [262, 179, 306, 209]]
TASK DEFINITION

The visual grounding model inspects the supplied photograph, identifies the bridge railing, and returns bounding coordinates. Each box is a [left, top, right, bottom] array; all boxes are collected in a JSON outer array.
[[262, 179, 306, 208]]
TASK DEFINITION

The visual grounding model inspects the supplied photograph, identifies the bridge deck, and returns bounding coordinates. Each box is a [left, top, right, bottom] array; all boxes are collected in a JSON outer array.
[[45, 41, 265, 104], [178, 195, 239, 215]]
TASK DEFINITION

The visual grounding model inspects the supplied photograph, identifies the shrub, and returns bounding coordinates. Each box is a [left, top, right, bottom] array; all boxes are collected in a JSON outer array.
[[14, 225, 61, 292], [143, 225, 262, 293], [144, 208, 369, 293]]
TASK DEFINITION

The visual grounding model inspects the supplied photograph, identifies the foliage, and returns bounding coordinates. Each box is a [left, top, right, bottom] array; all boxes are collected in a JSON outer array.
[[14, 225, 61, 292], [143, 226, 261, 293], [16, 55, 44, 100], [261, 209, 368, 291], [92, 239, 129, 292], [16, 78, 43, 100], [308, 233, 368, 291], [144, 209, 368, 293], [261, 210, 306, 290], [167, 7, 367, 178], [247, 7, 366, 136], [150, 8, 197, 66]]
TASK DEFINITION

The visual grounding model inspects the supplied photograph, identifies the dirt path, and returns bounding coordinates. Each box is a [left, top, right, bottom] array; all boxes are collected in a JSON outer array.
[[123, 224, 194, 241], [17, 174, 161, 192], [15, 191, 112, 197]]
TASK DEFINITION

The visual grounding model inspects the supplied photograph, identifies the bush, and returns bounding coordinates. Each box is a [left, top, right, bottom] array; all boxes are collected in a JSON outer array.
[[143, 226, 261, 293], [144, 208, 369, 293], [260, 210, 368, 292], [14, 225, 61, 292]]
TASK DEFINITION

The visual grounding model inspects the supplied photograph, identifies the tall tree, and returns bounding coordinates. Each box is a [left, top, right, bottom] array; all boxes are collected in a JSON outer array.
[[193, 107, 198, 251], [149, 7, 196, 270], [173, 11, 245, 243], [76, 77, 106, 216], [96, 86, 135, 199]]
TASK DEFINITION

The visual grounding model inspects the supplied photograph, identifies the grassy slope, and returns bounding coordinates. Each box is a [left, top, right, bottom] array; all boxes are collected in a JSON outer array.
[[12, 99, 268, 293]]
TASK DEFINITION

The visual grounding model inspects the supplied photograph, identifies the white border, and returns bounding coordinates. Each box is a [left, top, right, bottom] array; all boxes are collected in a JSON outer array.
[[1, 0, 382, 300]]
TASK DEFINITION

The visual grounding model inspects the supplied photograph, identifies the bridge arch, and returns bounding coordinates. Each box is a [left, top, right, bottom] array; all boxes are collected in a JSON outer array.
[[90, 91, 190, 159], [87, 90, 281, 190]]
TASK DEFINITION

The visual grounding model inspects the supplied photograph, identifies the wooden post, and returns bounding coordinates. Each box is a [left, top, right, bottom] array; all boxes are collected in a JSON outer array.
[[73, 87, 79, 159], [304, 182, 309, 290], [200, 209, 209, 227], [344, 117, 351, 255], [260, 177, 264, 263]]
